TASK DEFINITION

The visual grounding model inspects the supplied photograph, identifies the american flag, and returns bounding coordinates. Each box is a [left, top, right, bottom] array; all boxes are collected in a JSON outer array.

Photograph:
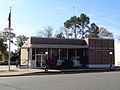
[[8, 7, 11, 29]]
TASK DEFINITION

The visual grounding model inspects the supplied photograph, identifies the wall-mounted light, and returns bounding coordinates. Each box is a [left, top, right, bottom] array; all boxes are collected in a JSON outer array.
[[45, 51, 48, 55], [109, 52, 112, 55]]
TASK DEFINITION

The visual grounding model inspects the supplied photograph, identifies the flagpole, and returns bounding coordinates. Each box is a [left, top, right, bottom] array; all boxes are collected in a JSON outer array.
[[8, 29, 11, 71], [8, 7, 11, 71]]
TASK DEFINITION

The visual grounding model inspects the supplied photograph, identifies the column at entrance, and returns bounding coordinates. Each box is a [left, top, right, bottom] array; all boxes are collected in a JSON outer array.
[[29, 48, 32, 69]]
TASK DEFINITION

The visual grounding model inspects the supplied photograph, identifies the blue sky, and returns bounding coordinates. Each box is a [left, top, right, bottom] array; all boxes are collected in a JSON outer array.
[[0, 0, 120, 38]]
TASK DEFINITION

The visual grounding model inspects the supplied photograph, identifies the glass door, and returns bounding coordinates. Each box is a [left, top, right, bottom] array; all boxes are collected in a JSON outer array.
[[36, 54, 41, 67], [36, 54, 47, 67]]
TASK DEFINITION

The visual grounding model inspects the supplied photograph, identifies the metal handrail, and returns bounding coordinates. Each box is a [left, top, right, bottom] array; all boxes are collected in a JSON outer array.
[[21, 59, 29, 65]]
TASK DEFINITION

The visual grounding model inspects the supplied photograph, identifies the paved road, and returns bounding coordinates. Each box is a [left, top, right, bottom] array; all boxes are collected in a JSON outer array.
[[0, 72, 120, 90]]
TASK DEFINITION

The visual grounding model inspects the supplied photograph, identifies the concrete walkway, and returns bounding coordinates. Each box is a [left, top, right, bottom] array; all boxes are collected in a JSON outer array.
[[0, 65, 61, 77], [0, 69, 61, 77], [0, 65, 119, 77]]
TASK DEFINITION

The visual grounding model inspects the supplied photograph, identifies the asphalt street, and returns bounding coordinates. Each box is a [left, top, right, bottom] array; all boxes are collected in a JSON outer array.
[[0, 72, 120, 90]]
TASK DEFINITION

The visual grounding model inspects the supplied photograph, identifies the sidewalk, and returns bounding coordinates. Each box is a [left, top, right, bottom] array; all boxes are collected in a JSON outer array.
[[0, 69, 62, 77], [0, 65, 61, 77], [0, 65, 120, 77]]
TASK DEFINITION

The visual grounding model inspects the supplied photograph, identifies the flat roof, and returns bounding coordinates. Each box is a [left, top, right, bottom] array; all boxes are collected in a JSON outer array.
[[31, 37, 87, 46], [30, 44, 88, 48]]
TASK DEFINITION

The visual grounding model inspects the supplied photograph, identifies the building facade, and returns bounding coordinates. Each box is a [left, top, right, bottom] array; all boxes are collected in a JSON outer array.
[[20, 37, 114, 69], [115, 40, 120, 66]]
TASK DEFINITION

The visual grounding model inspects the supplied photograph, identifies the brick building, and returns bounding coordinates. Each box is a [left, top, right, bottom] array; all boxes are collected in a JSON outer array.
[[115, 40, 120, 66], [20, 37, 114, 69]]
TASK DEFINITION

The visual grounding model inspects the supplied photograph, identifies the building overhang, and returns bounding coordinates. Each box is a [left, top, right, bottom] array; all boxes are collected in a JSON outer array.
[[29, 44, 88, 49]]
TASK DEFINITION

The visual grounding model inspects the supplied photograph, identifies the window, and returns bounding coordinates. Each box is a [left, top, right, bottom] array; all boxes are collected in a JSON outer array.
[[60, 49, 67, 60], [32, 48, 35, 60]]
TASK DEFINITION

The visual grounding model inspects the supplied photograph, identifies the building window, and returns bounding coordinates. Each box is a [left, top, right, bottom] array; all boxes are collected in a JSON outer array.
[[52, 48, 59, 60], [36, 48, 47, 54], [32, 48, 35, 60], [77, 49, 83, 58], [60, 49, 67, 60], [68, 49, 75, 60]]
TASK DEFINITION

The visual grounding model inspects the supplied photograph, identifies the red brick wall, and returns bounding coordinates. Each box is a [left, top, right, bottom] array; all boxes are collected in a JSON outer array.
[[88, 39, 114, 65]]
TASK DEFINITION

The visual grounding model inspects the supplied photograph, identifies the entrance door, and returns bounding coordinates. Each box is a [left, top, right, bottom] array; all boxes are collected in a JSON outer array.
[[36, 54, 47, 67]]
